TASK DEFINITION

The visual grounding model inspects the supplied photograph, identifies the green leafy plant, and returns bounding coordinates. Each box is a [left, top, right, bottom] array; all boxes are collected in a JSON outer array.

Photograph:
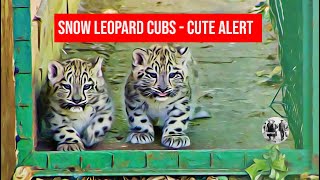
[[245, 145, 288, 180]]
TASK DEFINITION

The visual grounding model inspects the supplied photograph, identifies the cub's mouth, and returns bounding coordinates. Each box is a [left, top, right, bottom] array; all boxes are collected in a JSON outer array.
[[157, 92, 168, 97], [154, 92, 169, 102], [66, 103, 86, 112]]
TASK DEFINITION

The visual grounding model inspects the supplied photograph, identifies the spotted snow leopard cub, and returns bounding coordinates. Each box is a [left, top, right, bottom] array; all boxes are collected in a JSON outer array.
[[125, 44, 210, 149], [41, 57, 114, 151]]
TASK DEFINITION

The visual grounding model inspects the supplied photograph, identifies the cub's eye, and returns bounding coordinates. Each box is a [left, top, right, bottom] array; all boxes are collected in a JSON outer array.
[[169, 72, 181, 79], [83, 84, 92, 90], [169, 72, 176, 78], [62, 84, 71, 90], [148, 72, 157, 78]]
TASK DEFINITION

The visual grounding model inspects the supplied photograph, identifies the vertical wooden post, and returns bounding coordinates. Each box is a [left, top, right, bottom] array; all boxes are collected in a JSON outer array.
[[1, 0, 17, 179], [312, 0, 319, 174]]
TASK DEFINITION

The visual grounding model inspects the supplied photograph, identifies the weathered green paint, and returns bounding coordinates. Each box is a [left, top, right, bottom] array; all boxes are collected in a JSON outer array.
[[49, 152, 81, 169], [12, 0, 30, 8], [146, 151, 178, 168], [282, 150, 311, 172], [15, 74, 32, 105], [16, 106, 33, 138], [245, 151, 265, 167], [16, 139, 33, 165], [179, 151, 211, 169], [302, 0, 313, 151], [20, 150, 310, 176], [212, 151, 245, 169], [13, 8, 30, 40], [113, 151, 146, 168], [18, 150, 311, 176], [21, 152, 48, 169], [81, 152, 112, 169], [312, 0, 319, 174], [14, 41, 32, 73]]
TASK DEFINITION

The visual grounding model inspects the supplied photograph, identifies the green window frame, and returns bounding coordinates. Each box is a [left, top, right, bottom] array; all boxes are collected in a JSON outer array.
[[13, 0, 318, 177]]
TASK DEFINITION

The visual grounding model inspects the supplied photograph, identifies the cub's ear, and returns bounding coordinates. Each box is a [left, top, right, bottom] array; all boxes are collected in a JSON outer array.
[[132, 48, 148, 66], [91, 56, 104, 77], [48, 60, 64, 85], [176, 46, 189, 55], [175, 46, 191, 65]]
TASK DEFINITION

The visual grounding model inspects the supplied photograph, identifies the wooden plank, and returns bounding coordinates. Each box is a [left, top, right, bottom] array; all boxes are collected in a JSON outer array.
[[14, 41, 32, 73], [30, 0, 42, 18], [147, 151, 178, 169], [113, 151, 146, 168], [31, 20, 40, 148], [13, 8, 31, 40], [1, 0, 17, 179], [67, 0, 81, 14], [179, 151, 211, 169], [31, 20, 42, 97], [33, 0, 67, 97], [81, 152, 112, 169]]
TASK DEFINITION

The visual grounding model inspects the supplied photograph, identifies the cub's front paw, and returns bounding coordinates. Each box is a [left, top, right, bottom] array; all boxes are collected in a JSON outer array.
[[81, 130, 105, 148], [161, 135, 190, 149], [126, 132, 154, 144], [57, 141, 85, 151]]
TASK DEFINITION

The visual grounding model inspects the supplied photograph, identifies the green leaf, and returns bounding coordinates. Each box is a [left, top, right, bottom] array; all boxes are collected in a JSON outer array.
[[256, 66, 283, 86], [245, 164, 260, 180], [264, 144, 274, 149], [268, 66, 282, 78], [255, 70, 268, 77], [254, 173, 263, 180], [273, 145, 280, 150], [270, 152, 277, 162], [269, 147, 280, 162], [253, 159, 271, 171], [246, 145, 288, 180], [263, 153, 270, 159], [277, 171, 288, 180], [271, 155, 288, 171], [269, 168, 276, 179]]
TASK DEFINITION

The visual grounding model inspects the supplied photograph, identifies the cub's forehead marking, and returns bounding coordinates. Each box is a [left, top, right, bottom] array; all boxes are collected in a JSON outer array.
[[58, 59, 93, 84], [62, 59, 92, 72], [147, 45, 178, 66]]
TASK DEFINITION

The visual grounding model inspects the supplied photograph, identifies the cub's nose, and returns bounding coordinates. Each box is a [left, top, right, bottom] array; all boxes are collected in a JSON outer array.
[[158, 87, 168, 93], [72, 98, 82, 104]]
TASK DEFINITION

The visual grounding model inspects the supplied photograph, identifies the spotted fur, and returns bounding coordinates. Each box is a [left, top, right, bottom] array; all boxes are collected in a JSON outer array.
[[124, 44, 210, 149], [41, 57, 114, 151]]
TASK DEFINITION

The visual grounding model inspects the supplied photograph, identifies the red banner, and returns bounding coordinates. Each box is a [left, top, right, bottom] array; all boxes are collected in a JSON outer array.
[[54, 14, 262, 43]]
